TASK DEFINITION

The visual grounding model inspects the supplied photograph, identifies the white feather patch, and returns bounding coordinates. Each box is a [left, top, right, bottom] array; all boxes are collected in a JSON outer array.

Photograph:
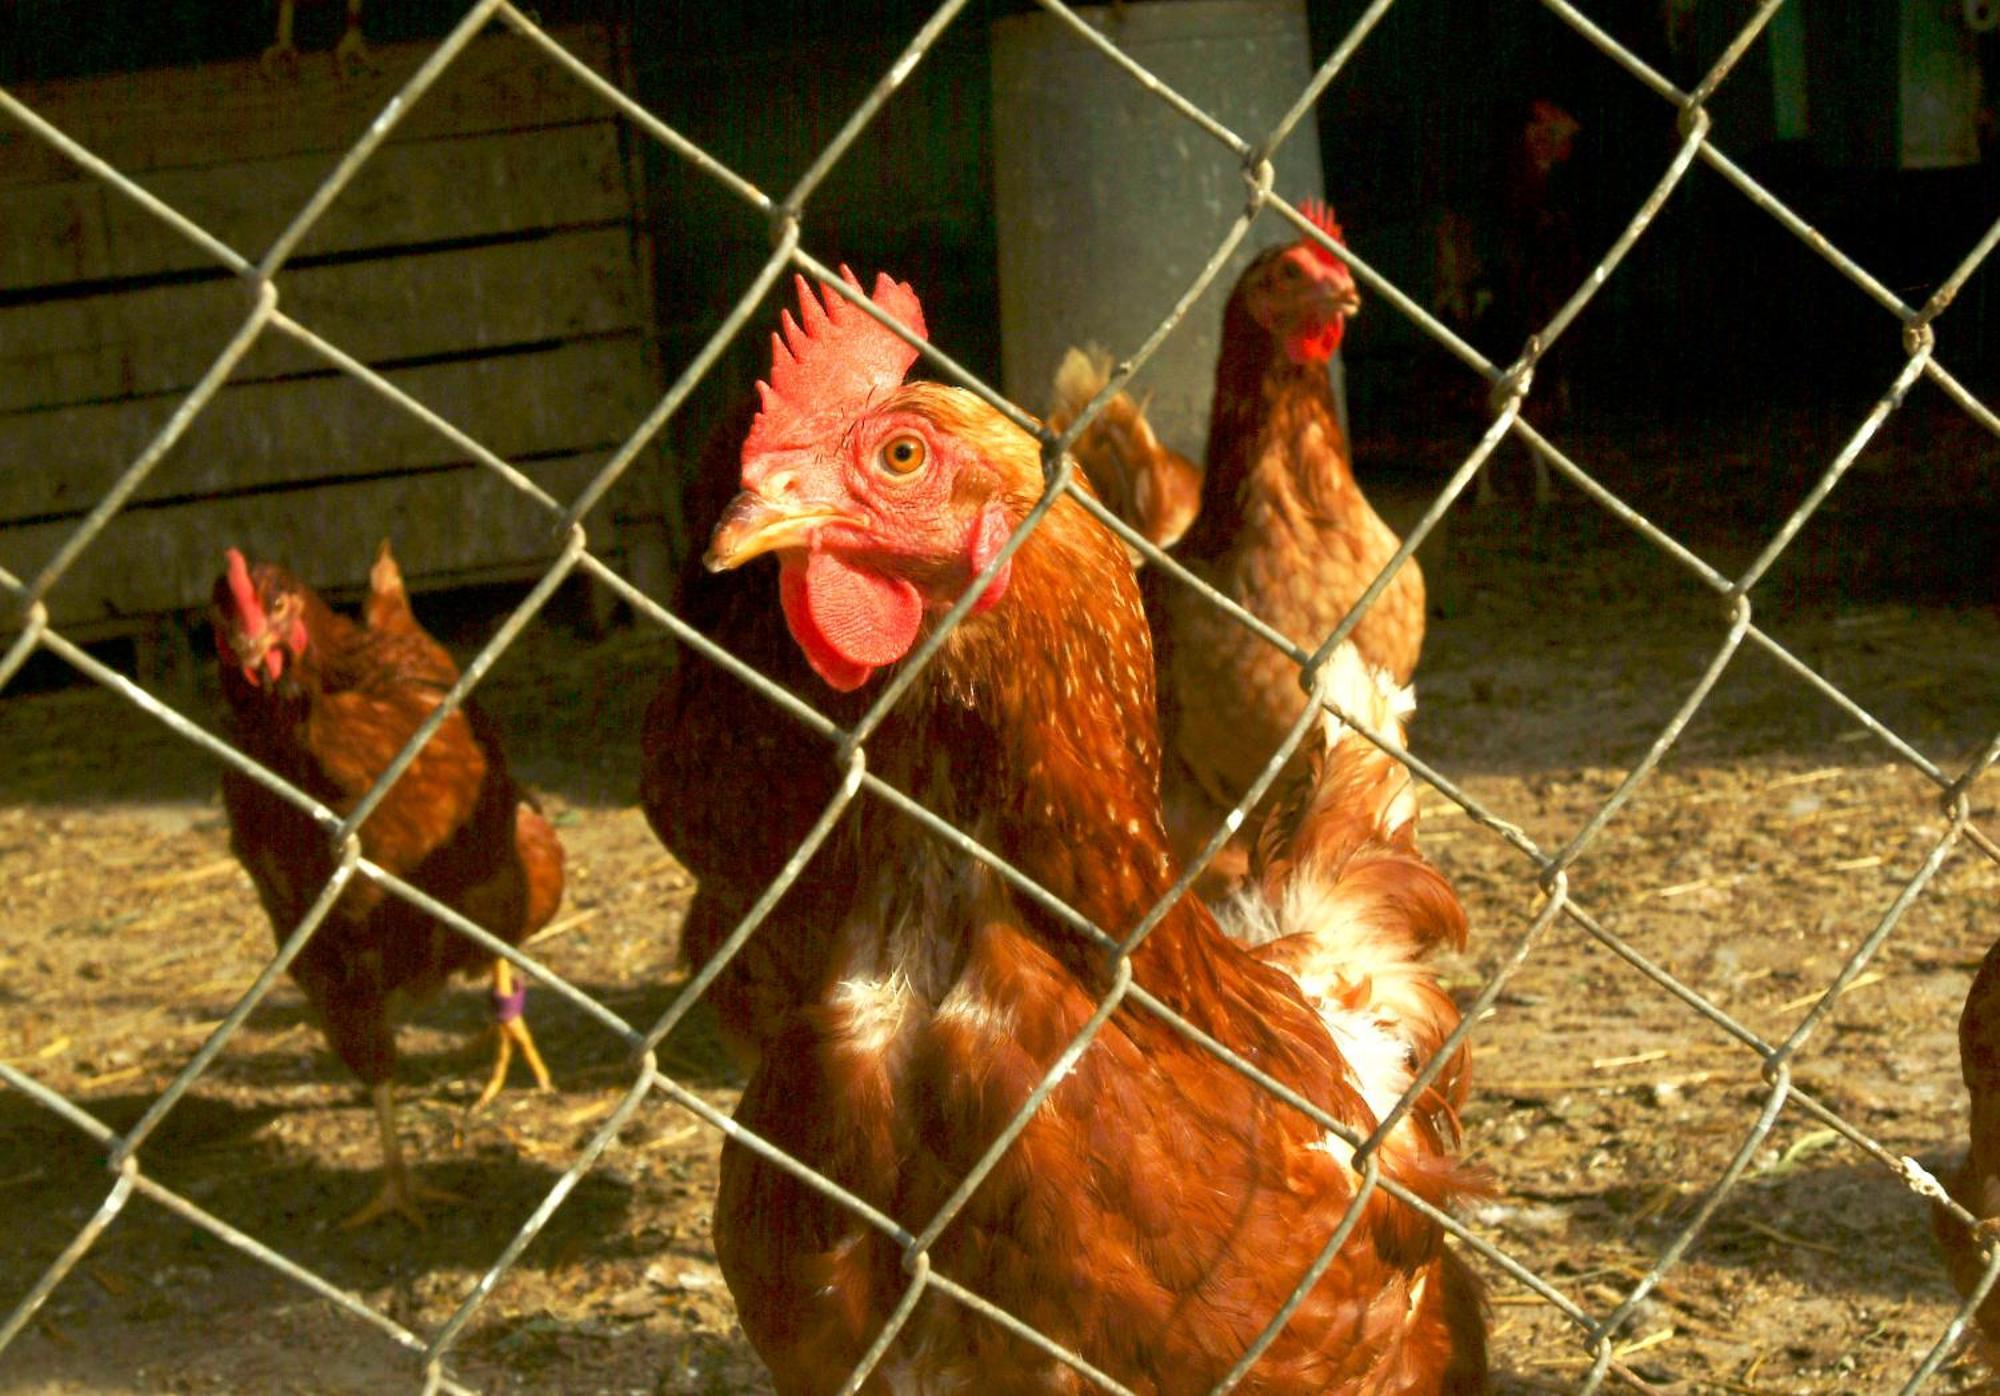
[[1309, 640, 1413, 747], [828, 972, 918, 1059], [933, 980, 1018, 1042], [1219, 882, 1426, 1132]]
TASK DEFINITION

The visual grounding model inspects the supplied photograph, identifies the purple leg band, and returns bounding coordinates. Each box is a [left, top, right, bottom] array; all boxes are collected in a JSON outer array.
[[491, 982, 528, 1025]]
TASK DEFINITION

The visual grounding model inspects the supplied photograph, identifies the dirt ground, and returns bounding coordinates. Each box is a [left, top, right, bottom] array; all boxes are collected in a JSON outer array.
[[1, 396, 1997, 1395]]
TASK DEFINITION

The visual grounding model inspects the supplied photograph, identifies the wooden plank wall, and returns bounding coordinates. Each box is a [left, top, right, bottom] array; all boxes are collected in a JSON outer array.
[[0, 23, 669, 636]]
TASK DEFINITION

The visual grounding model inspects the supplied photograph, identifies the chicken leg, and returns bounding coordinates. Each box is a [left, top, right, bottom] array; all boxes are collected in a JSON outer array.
[[341, 1082, 465, 1229], [261, 0, 300, 78], [470, 958, 554, 1113], [334, 0, 373, 78]]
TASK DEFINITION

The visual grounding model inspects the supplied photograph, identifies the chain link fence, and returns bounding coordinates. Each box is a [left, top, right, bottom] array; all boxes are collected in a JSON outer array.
[[2, 0, 1997, 1391]]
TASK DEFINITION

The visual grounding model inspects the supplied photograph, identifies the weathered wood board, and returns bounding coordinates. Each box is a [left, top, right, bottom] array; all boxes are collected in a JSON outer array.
[[0, 23, 669, 635], [1, 337, 653, 520], [2, 120, 631, 294], [0, 27, 616, 192], [11, 455, 605, 631], [2, 225, 648, 415]]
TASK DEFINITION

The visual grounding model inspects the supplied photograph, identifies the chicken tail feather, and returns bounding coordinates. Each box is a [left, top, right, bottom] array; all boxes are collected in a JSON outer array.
[[1435, 1244, 1491, 1394], [1219, 644, 1470, 1139], [515, 801, 566, 939], [365, 538, 419, 635], [1046, 346, 1200, 557]]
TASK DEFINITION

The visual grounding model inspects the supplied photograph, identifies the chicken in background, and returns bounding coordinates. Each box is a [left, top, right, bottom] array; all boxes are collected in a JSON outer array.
[[1432, 98, 1584, 507], [701, 270, 1485, 1392], [1932, 939, 2000, 1363], [263, 0, 371, 79], [1044, 345, 1203, 563], [1148, 199, 1428, 895], [212, 541, 563, 1227]]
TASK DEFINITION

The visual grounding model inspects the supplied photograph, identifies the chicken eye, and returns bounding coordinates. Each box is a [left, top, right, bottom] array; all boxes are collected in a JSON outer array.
[[879, 433, 928, 477]]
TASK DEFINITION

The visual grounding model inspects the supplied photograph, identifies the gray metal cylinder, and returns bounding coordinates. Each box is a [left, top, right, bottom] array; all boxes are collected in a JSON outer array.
[[991, 0, 1326, 460]]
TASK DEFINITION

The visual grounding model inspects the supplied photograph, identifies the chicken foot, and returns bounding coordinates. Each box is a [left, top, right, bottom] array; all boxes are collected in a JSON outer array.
[[470, 958, 554, 1113], [341, 1081, 466, 1229]]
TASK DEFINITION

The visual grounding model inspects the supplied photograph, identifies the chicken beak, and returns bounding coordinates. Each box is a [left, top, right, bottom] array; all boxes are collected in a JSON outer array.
[[704, 491, 849, 572], [226, 627, 276, 681], [1320, 279, 1361, 321], [1306, 264, 1360, 322]]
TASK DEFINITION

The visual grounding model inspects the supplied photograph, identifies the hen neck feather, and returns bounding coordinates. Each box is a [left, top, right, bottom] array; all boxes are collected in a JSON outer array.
[[224, 591, 439, 741], [1185, 300, 1354, 561], [887, 487, 1171, 955], [855, 458, 1348, 1100], [302, 593, 374, 680]]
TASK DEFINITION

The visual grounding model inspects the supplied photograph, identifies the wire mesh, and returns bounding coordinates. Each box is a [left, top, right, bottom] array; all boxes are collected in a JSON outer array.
[[1, 0, 1997, 1391]]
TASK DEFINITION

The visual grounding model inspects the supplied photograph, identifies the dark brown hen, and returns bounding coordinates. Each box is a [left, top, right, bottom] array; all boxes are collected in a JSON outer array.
[[212, 540, 563, 1227], [638, 393, 870, 1068]]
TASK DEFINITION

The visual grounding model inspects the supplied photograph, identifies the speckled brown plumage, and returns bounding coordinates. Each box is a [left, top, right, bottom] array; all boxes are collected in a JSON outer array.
[[710, 379, 1485, 1393], [1149, 240, 1427, 894], [212, 542, 563, 1222]]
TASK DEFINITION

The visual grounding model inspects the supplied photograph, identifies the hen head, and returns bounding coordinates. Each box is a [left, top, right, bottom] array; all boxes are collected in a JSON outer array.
[[705, 270, 1036, 692], [1523, 98, 1580, 174], [1239, 198, 1360, 366], [211, 548, 310, 691]]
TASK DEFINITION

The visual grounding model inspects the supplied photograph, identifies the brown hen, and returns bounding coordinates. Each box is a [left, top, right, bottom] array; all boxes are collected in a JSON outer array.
[[701, 271, 1485, 1393], [1150, 201, 1427, 895], [1933, 939, 2000, 1364], [644, 338, 1189, 1067], [1432, 98, 1584, 507], [212, 541, 563, 1227]]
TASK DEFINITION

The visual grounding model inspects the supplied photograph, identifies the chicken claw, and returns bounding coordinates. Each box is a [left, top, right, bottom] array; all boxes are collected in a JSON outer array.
[[340, 1169, 466, 1230], [341, 1081, 466, 1229], [469, 959, 554, 1113]]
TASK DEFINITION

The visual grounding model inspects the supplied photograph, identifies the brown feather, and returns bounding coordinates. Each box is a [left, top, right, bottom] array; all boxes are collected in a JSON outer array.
[[212, 548, 562, 1089], [1046, 345, 1204, 562], [1149, 241, 1426, 897], [713, 383, 1485, 1394]]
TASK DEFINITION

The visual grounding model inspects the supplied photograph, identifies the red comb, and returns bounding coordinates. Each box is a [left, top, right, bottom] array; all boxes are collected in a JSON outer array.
[[743, 268, 928, 464], [1297, 197, 1346, 266], [1529, 98, 1578, 132], [224, 548, 266, 630]]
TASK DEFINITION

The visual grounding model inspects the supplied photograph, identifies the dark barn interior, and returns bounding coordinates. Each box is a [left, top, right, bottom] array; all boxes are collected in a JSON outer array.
[[5, 0, 1996, 603]]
